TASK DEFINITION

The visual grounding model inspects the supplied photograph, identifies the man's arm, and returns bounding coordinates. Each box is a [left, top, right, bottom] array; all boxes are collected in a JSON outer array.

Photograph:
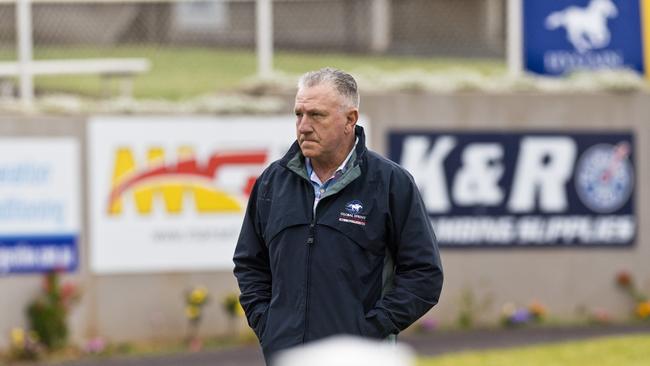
[[233, 180, 272, 341], [365, 169, 443, 338]]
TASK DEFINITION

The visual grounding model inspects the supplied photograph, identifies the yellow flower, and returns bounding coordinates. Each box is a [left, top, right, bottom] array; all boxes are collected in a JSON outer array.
[[11, 327, 25, 348], [636, 301, 650, 319], [235, 302, 245, 317], [185, 305, 201, 320], [190, 287, 208, 305]]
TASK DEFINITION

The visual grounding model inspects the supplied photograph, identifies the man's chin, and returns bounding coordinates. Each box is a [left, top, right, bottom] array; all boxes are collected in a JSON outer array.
[[299, 144, 319, 158], [301, 149, 316, 158]]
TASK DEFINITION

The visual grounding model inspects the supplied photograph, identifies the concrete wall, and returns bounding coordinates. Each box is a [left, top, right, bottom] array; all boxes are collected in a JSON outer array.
[[0, 91, 648, 348], [0, 116, 243, 349], [362, 92, 650, 325]]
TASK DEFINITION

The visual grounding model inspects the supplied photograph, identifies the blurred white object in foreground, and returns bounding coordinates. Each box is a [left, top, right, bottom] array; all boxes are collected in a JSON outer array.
[[274, 336, 415, 366]]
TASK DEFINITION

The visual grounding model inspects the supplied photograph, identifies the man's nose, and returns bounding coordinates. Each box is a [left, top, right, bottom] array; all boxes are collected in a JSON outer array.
[[297, 116, 313, 133]]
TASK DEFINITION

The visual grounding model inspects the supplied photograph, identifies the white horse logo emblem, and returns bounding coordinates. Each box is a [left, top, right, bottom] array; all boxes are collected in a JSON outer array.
[[545, 0, 618, 54], [345, 201, 363, 214]]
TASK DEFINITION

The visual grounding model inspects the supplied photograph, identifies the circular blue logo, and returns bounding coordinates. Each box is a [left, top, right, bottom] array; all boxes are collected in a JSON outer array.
[[575, 143, 633, 213]]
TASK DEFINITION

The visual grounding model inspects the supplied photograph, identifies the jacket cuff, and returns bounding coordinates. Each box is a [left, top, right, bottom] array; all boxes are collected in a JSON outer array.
[[365, 308, 397, 339]]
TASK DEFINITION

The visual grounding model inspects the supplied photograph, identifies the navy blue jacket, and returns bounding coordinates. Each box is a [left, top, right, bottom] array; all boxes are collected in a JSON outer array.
[[233, 126, 443, 361]]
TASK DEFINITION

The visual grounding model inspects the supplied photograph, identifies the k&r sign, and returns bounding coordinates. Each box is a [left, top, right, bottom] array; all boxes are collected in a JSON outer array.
[[389, 131, 635, 247]]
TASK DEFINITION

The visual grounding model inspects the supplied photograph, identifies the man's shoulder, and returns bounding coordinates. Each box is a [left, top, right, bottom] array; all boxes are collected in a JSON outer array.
[[365, 150, 415, 183], [257, 159, 287, 180]]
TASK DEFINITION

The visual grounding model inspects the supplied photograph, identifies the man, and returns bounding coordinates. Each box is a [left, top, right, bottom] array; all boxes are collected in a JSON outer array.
[[233, 67, 443, 363]]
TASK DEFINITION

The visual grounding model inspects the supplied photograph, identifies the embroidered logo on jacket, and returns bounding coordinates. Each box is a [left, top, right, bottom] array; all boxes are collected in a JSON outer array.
[[345, 200, 363, 214], [340, 200, 367, 226]]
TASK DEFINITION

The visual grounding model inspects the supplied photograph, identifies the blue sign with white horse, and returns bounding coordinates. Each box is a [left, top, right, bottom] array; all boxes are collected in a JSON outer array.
[[524, 0, 646, 76]]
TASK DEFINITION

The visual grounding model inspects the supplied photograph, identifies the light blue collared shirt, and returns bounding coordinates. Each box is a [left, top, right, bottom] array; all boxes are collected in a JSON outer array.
[[305, 138, 358, 213]]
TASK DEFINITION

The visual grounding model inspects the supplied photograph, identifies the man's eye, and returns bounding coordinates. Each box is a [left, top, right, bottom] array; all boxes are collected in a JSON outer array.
[[295, 112, 303, 117]]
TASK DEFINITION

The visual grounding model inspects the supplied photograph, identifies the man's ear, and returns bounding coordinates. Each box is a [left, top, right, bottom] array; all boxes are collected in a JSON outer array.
[[345, 109, 359, 134]]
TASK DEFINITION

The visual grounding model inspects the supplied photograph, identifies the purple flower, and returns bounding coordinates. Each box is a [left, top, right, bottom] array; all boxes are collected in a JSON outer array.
[[511, 309, 531, 324], [418, 317, 438, 332]]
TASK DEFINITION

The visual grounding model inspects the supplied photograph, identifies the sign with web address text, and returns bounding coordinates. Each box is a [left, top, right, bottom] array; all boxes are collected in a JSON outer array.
[[389, 131, 635, 247], [0, 139, 80, 274]]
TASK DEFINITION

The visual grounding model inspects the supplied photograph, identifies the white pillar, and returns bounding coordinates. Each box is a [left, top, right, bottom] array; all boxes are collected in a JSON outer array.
[[507, 0, 523, 77], [370, 0, 391, 53], [256, 0, 273, 78], [16, 0, 34, 107]]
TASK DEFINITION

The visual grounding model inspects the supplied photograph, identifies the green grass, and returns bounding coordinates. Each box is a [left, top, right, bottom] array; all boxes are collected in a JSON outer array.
[[417, 334, 650, 366], [0, 46, 504, 100]]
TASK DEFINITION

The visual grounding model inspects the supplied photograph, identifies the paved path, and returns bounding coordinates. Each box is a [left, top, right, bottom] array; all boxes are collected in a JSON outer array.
[[41, 324, 650, 366]]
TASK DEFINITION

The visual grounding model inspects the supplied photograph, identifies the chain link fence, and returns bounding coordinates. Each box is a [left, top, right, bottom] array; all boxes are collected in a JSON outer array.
[[0, 0, 507, 100], [0, 3, 15, 61], [0, 0, 505, 53]]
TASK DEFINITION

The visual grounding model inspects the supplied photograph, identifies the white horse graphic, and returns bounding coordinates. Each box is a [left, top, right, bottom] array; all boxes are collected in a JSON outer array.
[[545, 0, 618, 54], [347, 203, 363, 213]]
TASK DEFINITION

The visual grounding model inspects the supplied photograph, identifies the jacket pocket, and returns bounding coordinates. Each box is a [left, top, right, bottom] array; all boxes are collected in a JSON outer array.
[[360, 311, 389, 339], [262, 200, 311, 245], [253, 306, 269, 342]]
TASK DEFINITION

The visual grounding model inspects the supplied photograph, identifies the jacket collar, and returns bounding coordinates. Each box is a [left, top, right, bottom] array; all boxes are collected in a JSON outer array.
[[280, 125, 367, 178]]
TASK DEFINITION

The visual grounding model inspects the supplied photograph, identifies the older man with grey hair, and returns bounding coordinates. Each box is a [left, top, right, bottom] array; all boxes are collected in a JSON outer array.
[[233, 67, 443, 364]]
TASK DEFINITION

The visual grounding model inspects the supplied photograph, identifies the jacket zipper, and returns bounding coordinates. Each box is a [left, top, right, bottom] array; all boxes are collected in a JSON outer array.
[[303, 219, 315, 343]]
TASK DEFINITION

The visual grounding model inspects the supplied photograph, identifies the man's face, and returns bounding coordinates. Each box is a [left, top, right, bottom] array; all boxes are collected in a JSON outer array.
[[294, 83, 357, 163]]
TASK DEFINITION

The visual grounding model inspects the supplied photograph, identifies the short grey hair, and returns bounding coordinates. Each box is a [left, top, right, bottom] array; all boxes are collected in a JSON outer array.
[[297, 67, 360, 109]]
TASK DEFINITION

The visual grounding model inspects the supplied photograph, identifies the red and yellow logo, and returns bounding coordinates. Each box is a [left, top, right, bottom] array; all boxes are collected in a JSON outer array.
[[107, 146, 267, 215]]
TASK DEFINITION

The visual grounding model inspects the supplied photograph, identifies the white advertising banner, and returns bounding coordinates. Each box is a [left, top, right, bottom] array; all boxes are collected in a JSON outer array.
[[0, 138, 80, 274], [88, 116, 298, 273]]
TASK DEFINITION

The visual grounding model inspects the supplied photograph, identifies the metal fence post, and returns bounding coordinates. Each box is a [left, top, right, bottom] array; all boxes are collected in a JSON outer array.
[[370, 0, 391, 53], [507, 0, 523, 77], [16, 0, 34, 108], [256, 0, 273, 78]]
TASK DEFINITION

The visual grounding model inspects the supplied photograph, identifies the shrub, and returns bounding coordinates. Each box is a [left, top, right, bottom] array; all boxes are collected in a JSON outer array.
[[26, 271, 80, 350], [222, 293, 244, 319]]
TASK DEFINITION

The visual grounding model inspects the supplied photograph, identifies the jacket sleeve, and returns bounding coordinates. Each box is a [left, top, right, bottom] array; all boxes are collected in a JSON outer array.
[[365, 169, 443, 338], [233, 179, 272, 340]]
